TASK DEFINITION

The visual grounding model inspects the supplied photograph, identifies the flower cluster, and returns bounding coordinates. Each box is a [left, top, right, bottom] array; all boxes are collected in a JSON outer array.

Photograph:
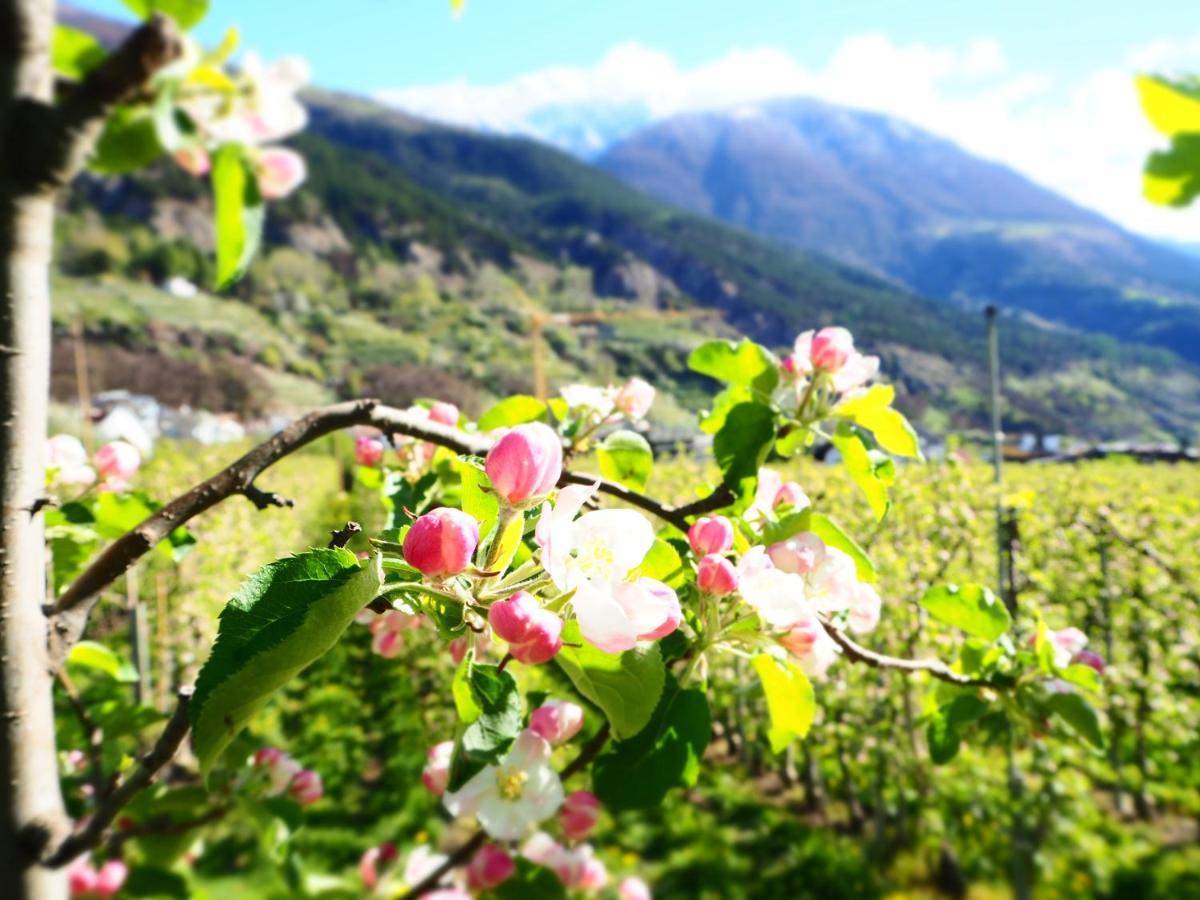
[[67, 859, 126, 899], [250, 747, 323, 806], [781, 325, 880, 414], [46, 435, 142, 492]]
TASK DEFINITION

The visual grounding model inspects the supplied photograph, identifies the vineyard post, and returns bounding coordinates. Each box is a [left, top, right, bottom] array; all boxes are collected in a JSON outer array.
[[984, 305, 1013, 613]]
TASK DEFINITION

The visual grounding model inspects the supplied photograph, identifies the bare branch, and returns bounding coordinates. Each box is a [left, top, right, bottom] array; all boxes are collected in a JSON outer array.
[[13, 14, 183, 192], [823, 619, 996, 688], [243, 484, 294, 510], [44, 689, 193, 868], [328, 521, 361, 549], [47, 399, 728, 665], [104, 805, 229, 855]]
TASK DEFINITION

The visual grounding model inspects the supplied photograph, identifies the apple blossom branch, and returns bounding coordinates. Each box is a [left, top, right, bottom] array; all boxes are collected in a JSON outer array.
[[45, 399, 715, 665], [43, 688, 193, 868], [399, 723, 612, 900], [10, 14, 183, 193], [822, 618, 996, 688]]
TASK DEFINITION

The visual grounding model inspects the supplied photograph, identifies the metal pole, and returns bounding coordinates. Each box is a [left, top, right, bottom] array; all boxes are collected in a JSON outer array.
[[985, 306, 1007, 607]]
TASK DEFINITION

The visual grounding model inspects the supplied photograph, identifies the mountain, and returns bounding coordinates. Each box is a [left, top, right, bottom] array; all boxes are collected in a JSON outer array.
[[598, 97, 1200, 364], [47, 19, 1200, 441]]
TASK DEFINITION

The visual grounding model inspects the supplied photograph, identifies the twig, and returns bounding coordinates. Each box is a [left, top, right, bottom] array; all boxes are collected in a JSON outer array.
[[44, 689, 193, 868], [104, 805, 229, 854], [47, 400, 729, 665], [823, 620, 996, 688], [328, 521, 361, 549], [56, 671, 108, 800], [400, 723, 612, 899], [243, 484, 294, 510]]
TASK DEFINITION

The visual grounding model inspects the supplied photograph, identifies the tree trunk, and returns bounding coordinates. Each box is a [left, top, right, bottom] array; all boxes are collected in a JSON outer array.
[[1, 1, 70, 895]]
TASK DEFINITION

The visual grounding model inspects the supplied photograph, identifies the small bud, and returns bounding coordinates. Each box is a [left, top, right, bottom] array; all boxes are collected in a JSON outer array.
[[773, 481, 809, 510], [429, 401, 460, 427], [68, 859, 99, 898], [355, 434, 385, 467], [256, 147, 307, 200], [560, 790, 601, 841], [359, 842, 397, 890], [289, 769, 323, 805], [467, 844, 516, 890], [688, 515, 734, 556], [489, 591, 564, 664], [402, 508, 480, 578], [768, 532, 826, 575], [421, 741, 454, 796], [485, 422, 563, 505], [94, 440, 141, 484], [697, 554, 738, 597], [619, 876, 653, 900], [1072, 649, 1106, 675], [95, 861, 128, 899], [614, 377, 655, 420], [810, 326, 854, 371], [530, 699, 585, 745]]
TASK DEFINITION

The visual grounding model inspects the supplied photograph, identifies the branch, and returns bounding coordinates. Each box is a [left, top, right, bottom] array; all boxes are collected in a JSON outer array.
[[44, 688, 193, 868], [47, 399, 726, 665], [399, 723, 612, 900], [104, 805, 229, 855], [328, 521, 361, 549], [17, 14, 183, 191], [823, 619, 996, 688], [56, 671, 110, 801]]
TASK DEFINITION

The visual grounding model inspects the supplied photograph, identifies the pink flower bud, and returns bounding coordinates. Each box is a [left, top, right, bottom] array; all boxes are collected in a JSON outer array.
[[467, 844, 515, 890], [254, 746, 286, 768], [485, 423, 563, 505], [780, 353, 802, 379], [94, 861, 128, 898], [619, 876, 653, 900], [489, 591, 564, 664], [68, 859, 99, 898], [579, 857, 609, 891], [560, 790, 601, 841], [688, 515, 734, 556], [530, 699, 585, 745], [697, 554, 738, 597], [774, 481, 808, 510], [94, 440, 141, 483], [403, 507, 480, 578], [174, 145, 211, 177], [421, 741, 454, 795], [369, 609, 421, 658], [614, 377, 655, 419], [429, 401, 459, 427], [256, 146, 307, 200], [289, 768, 323, 805], [355, 434, 385, 467], [360, 842, 398, 889], [768, 532, 826, 575], [810, 326, 854, 371], [1072, 650, 1106, 675]]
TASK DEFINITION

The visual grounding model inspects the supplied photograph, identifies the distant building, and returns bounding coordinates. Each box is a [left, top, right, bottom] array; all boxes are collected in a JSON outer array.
[[162, 275, 198, 298]]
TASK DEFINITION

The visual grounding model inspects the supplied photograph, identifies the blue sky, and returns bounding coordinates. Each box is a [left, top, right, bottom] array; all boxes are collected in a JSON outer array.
[[75, 1, 1200, 239]]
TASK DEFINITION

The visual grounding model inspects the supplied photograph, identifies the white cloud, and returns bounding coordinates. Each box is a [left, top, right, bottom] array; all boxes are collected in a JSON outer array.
[[376, 33, 1200, 241]]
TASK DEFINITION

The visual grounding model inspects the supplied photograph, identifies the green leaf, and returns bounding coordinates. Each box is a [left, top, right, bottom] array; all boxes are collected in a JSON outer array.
[[942, 693, 989, 731], [385, 471, 437, 530], [596, 429, 653, 491], [699, 384, 754, 435], [448, 662, 523, 791], [1034, 614, 1057, 674], [1144, 134, 1200, 208], [1061, 663, 1102, 693], [478, 395, 547, 431], [493, 860, 567, 900], [759, 509, 813, 546], [90, 105, 164, 175], [632, 539, 682, 586], [927, 714, 961, 765], [68, 640, 139, 683], [122, 866, 191, 899], [919, 583, 1011, 641], [120, 0, 210, 29], [553, 621, 665, 739], [1048, 692, 1104, 749], [834, 384, 923, 460], [688, 339, 779, 394], [832, 427, 890, 521], [751, 654, 816, 753], [458, 458, 499, 538], [713, 402, 776, 496], [190, 549, 382, 775], [53, 25, 106, 79], [807, 513, 875, 583], [593, 684, 710, 810], [1137, 74, 1200, 137], [211, 144, 264, 290]]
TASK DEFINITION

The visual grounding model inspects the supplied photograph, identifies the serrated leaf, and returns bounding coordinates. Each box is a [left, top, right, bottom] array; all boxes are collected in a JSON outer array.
[[751, 654, 815, 753], [478, 395, 547, 431], [919, 583, 1010, 641], [455, 664, 523, 777], [1048, 692, 1104, 748], [53, 25, 106, 80], [699, 384, 754, 435], [593, 684, 710, 811], [688, 339, 779, 394], [834, 384, 923, 460], [553, 621, 664, 739], [120, 0, 209, 29], [212, 143, 264, 290], [458, 458, 499, 537], [713, 402, 776, 497], [596, 429, 653, 491], [190, 549, 382, 775], [808, 512, 875, 583], [832, 427, 890, 520]]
